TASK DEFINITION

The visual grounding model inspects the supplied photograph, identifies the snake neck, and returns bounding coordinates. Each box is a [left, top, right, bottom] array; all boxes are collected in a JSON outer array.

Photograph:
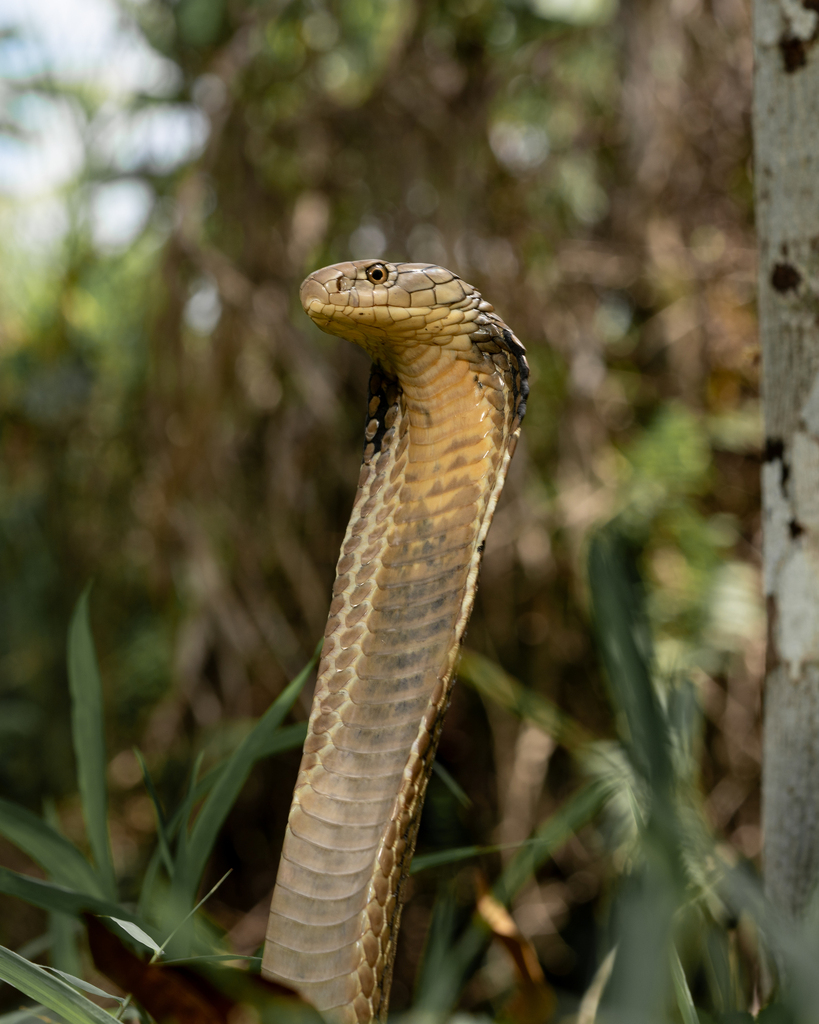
[[263, 336, 522, 1023]]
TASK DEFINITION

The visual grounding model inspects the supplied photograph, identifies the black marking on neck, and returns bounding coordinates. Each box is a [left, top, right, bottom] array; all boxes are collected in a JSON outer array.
[[501, 328, 529, 423], [365, 366, 399, 460]]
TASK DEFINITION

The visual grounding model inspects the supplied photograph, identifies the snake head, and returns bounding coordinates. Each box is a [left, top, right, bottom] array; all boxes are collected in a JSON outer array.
[[299, 259, 488, 368]]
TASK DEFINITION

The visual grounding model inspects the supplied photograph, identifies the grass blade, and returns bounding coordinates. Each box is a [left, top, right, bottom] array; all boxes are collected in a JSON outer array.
[[0, 868, 143, 925], [602, 865, 676, 1021], [459, 649, 592, 751], [0, 1008, 65, 1024], [413, 887, 464, 1006], [133, 751, 174, 879], [577, 946, 617, 1024], [588, 527, 673, 793], [412, 845, 501, 874], [250, 719, 308, 760], [176, 651, 316, 903], [160, 954, 262, 965], [172, 752, 204, 886], [184, 721, 308, 826], [137, 750, 204, 922], [153, 870, 232, 961], [0, 945, 117, 1024], [412, 910, 489, 1014], [67, 588, 116, 898], [414, 781, 611, 1016], [0, 799, 102, 897], [136, 844, 163, 922], [671, 947, 699, 1024], [42, 968, 126, 1006], [138, 720, 307, 917], [431, 761, 471, 809], [43, 802, 83, 978], [49, 910, 81, 979], [495, 780, 612, 904], [411, 834, 596, 875], [104, 920, 162, 956]]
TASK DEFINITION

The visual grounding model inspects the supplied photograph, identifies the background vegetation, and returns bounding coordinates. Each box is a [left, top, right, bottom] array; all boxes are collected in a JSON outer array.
[[0, 0, 766, 1019]]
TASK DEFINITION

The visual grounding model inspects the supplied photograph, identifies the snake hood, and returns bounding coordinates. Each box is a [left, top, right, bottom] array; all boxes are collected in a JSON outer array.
[[264, 259, 527, 1023]]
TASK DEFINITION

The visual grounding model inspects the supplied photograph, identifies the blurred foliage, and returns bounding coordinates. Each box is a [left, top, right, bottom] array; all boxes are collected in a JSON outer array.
[[0, 0, 763, 1019], [0, 525, 799, 1024]]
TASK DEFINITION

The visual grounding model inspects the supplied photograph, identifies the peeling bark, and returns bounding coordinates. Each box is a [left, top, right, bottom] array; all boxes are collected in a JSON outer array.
[[754, 0, 819, 917]]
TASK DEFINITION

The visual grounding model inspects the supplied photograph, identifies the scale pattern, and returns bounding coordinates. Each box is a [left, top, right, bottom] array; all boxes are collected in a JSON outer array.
[[262, 261, 528, 1022]]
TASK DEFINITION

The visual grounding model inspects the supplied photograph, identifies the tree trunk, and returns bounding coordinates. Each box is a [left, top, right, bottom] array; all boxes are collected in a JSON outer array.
[[755, 0, 819, 918]]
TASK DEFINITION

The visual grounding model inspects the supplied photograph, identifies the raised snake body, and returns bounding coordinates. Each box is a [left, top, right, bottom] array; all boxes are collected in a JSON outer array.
[[261, 260, 528, 1022]]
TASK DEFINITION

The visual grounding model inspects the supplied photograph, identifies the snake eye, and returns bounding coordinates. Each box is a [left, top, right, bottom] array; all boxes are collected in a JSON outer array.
[[366, 264, 388, 284]]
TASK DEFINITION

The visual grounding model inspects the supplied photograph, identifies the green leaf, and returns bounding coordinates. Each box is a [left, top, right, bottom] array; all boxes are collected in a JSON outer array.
[[431, 761, 472, 809], [137, 752, 204, 921], [670, 948, 699, 1024], [133, 750, 174, 879], [67, 588, 116, 899], [0, 1007, 66, 1024], [43, 802, 83, 978], [587, 527, 672, 794], [602, 865, 676, 1019], [138, 719, 307, 917], [458, 649, 592, 751], [172, 752, 204, 889], [0, 868, 143, 925], [136, 846, 163, 923], [249, 719, 309, 761], [103, 919, 162, 956], [412, 902, 489, 1014], [188, 722, 308, 813], [414, 780, 611, 1015], [412, 845, 496, 874], [577, 947, 617, 1024], [42, 969, 125, 1005], [0, 799, 101, 897], [47, 914, 81, 983], [160, 955, 262, 965], [176, 651, 316, 903], [413, 887, 465, 1008], [0, 945, 117, 1024], [154, 870, 232, 961], [412, 837, 565, 874]]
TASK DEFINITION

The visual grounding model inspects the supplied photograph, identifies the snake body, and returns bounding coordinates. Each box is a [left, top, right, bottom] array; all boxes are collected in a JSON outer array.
[[262, 260, 528, 1022]]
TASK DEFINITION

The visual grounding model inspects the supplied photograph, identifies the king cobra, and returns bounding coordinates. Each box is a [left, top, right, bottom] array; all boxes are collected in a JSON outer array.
[[262, 260, 528, 1022]]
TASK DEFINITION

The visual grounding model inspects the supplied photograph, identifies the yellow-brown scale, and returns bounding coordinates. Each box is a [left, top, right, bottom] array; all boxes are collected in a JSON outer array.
[[262, 261, 528, 1023]]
